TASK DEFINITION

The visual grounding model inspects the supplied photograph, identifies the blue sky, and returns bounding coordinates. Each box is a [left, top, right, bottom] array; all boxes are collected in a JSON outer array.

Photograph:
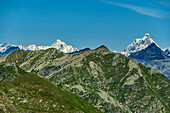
[[0, 0, 170, 51]]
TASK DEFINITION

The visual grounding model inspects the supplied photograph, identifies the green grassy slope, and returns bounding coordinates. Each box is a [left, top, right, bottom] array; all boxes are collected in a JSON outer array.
[[0, 64, 101, 113]]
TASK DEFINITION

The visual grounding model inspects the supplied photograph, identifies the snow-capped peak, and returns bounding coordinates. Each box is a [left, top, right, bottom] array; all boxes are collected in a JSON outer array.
[[51, 39, 78, 53], [52, 39, 66, 46], [56, 39, 63, 43], [135, 33, 154, 43], [122, 33, 157, 56], [142, 33, 150, 39]]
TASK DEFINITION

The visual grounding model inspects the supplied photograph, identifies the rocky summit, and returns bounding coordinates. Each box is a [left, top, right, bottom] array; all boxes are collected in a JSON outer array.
[[3, 46, 170, 113], [122, 33, 156, 56]]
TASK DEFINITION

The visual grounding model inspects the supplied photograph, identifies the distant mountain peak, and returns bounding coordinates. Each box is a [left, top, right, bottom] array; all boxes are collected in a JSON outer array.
[[143, 33, 150, 39], [122, 33, 156, 56], [141, 33, 154, 43], [95, 45, 110, 52], [52, 39, 66, 46], [51, 39, 78, 53], [56, 39, 62, 42]]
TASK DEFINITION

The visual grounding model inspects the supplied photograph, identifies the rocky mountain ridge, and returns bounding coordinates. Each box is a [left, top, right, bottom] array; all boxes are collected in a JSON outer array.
[[4, 46, 170, 112]]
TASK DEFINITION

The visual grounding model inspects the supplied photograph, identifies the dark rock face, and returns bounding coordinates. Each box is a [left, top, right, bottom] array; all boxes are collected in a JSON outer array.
[[129, 43, 169, 60]]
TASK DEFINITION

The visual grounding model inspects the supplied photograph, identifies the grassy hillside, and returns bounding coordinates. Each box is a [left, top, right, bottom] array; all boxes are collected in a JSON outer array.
[[0, 64, 101, 113]]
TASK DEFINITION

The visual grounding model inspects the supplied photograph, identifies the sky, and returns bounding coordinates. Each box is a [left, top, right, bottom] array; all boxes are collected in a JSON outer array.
[[0, 0, 170, 51]]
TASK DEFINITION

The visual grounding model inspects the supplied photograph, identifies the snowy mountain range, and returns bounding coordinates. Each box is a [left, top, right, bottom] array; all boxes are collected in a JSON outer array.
[[0, 39, 78, 56]]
